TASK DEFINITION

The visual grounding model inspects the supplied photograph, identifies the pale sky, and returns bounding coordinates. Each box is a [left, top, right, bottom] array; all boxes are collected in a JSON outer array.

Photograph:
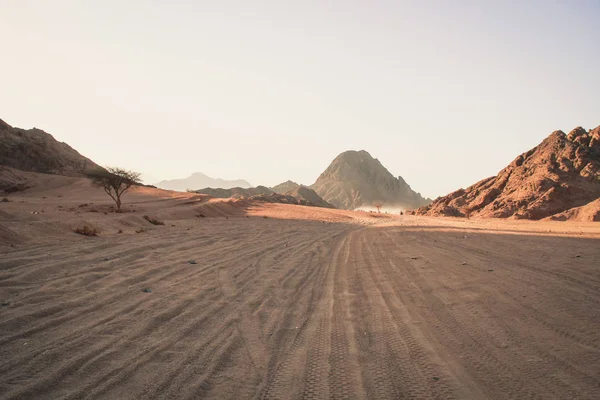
[[1, 1, 599, 198]]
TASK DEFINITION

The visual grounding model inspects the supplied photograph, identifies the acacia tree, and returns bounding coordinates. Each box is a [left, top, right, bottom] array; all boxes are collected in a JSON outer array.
[[373, 201, 383, 213], [86, 167, 141, 212]]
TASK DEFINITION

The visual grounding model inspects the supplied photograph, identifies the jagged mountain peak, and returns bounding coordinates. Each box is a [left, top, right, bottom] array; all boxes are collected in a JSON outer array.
[[311, 150, 430, 210]]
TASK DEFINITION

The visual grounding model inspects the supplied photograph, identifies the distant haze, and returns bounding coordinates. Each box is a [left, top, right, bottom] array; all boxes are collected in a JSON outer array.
[[155, 173, 251, 192], [1, 1, 599, 199]]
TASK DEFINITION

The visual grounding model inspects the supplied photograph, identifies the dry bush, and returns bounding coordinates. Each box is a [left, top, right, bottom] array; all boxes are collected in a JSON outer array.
[[1, 197, 9, 203], [74, 225, 98, 236], [143, 215, 164, 225], [136, 227, 149, 233]]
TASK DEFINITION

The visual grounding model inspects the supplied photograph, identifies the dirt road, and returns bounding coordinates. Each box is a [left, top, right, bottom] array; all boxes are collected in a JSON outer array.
[[1, 215, 599, 399]]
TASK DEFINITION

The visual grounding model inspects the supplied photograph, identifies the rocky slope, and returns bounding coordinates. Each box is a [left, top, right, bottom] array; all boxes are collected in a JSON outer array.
[[271, 181, 334, 208], [285, 186, 335, 208], [543, 198, 600, 222], [155, 172, 251, 192], [271, 180, 301, 194], [249, 192, 329, 208], [412, 126, 600, 220], [196, 184, 334, 208], [310, 150, 430, 210], [0, 118, 100, 177]]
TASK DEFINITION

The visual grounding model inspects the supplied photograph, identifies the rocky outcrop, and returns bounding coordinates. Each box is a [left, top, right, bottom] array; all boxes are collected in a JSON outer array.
[[310, 150, 430, 210], [544, 198, 600, 222], [0, 118, 100, 176], [412, 126, 600, 220]]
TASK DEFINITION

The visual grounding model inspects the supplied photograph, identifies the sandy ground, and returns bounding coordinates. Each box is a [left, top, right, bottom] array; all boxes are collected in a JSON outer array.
[[1, 177, 599, 399]]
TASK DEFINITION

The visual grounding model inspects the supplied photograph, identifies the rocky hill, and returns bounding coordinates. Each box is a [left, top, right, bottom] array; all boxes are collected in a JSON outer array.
[[271, 180, 301, 194], [0, 118, 100, 177], [194, 186, 273, 199], [271, 181, 334, 208], [155, 172, 251, 192], [310, 150, 430, 210], [412, 126, 600, 220], [249, 192, 328, 208], [286, 186, 335, 208], [196, 184, 334, 208]]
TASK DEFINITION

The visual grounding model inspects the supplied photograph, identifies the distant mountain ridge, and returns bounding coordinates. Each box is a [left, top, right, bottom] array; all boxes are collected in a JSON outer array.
[[412, 125, 600, 220], [310, 150, 431, 210], [195, 185, 334, 208], [0, 118, 100, 177], [194, 186, 272, 198], [155, 172, 252, 192]]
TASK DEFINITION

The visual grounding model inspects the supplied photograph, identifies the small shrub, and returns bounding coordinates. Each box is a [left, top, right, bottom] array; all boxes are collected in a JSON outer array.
[[197, 213, 206, 218], [1, 197, 9, 203], [74, 225, 98, 236], [78, 203, 89, 208], [143, 215, 164, 225], [136, 227, 149, 233], [117, 229, 123, 234]]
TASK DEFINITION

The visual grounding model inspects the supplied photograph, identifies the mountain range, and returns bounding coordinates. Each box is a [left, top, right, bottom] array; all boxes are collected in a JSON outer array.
[[1, 117, 598, 221], [155, 173, 251, 192]]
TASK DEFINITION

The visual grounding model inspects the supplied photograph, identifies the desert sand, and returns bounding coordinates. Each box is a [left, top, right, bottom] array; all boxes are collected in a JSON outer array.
[[1, 177, 599, 399]]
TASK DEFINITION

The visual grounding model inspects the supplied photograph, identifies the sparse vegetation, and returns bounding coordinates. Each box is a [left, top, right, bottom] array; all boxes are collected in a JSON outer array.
[[143, 215, 164, 225], [74, 225, 98, 236], [86, 167, 141, 212], [1, 197, 9, 203]]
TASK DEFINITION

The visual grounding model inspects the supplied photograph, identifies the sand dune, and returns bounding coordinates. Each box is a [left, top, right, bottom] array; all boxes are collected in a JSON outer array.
[[1, 179, 599, 399]]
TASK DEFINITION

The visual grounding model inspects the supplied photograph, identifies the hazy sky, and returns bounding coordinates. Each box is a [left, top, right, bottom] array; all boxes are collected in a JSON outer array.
[[2, 1, 599, 198]]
